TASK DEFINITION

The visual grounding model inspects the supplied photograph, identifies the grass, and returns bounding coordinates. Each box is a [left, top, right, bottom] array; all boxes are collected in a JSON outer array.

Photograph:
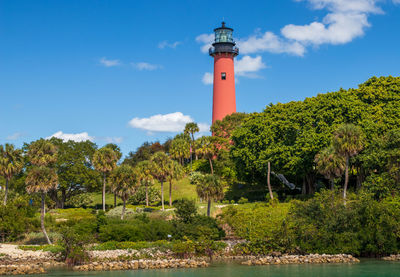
[[49, 208, 96, 221], [155, 177, 198, 203]]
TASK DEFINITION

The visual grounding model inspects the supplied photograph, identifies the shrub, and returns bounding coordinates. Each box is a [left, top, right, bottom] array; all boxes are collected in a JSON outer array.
[[0, 197, 37, 242], [59, 226, 92, 266], [172, 238, 195, 258], [238, 197, 248, 204], [173, 215, 225, 241], [174, 199, 197, 223], [129, 185, 160, 205]]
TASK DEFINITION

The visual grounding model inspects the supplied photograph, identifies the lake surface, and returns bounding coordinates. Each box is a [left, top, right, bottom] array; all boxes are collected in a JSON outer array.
[[44, 260, 400, 277]]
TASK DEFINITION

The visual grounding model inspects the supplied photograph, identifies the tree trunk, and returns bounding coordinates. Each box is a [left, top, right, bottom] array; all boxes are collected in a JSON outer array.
[[41, 193, 52, 245], [161, 181, 164, 211], [145, 182, 149, 206], [343, 156, 349, 200], [61, 189, 65, 209], [3, 179, 8, 205], [209, 158, 214, 175], [102, 173, 106, 212], [114, 193, 117, 208], [169, 181, 172, 207], [207, 199, 211, 217], [302, 177, 306, 195], [267, 162, 273, 200], [121, 199, 126, 220], [330, 179, 335, 190]]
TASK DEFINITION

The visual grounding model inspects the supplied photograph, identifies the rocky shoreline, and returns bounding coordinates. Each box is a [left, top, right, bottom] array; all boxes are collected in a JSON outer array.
[[241, 254, 360, 266], [2, 243, 400, 275], [382, 254, 400, 261], [73, 259, 209, 271]]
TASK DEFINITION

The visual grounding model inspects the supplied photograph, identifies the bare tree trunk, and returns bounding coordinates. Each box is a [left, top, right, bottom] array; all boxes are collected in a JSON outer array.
[[343, 156, 349, 200], [161, 181, 164, 211], [209, 158, 214, 175], [267, 162, 273, 200], [169, 181, 172, 207], [41, 193, 51, 245], [102, 173, 106, 212], [207, 199, 211, 217], [302, 177, 306, 195], [114, 193, 117, 208], [3, 179, 8, 205], [145, 182, 149, 206], [121, 199, 126, 220]]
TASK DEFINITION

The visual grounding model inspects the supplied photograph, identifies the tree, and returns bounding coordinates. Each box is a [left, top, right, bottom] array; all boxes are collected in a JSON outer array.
[[136, 160, 154, 206], [190, 173, 224, 217], [332, 124, 364, 199], [0, 144, 24, 205], [211, 112, 248, 140], [184, 122, 200, 160], [169, 136, 190, 165], [110, 165, 139, 219], [167, 160, 185, 207], [195, 136, 224, 175], [150, 152, 173, 211], [104, 143, 122, 208], [123, 141, 164, 167], [25, 139, 58, 244], [315, 146, 346, 190], [92, 147, 119, 211], [47, 138, 99, 208]]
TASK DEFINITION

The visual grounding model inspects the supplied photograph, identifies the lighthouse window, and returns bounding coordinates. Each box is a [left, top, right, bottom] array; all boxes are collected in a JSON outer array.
[[221, 72, 226, 80]]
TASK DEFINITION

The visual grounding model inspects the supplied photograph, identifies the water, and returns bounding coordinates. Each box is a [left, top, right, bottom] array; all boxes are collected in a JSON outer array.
[[44, 260, 400, 277]]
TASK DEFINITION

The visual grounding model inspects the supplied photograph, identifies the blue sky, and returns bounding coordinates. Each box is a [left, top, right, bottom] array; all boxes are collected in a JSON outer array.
[[1, 0, 400, 156]]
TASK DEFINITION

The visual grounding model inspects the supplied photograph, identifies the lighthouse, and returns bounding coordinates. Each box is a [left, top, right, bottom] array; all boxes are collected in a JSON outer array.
[[209, 22, 239, 123]]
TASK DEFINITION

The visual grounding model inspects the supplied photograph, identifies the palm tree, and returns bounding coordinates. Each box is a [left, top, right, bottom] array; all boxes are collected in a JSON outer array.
[[195, 136, 219, 175], [25, 139, 58, 245], [104, 144, 122, 208], [192, 173, 224, 217], [0, 144, 24, 205], [110, 165, 139, 220], [169, 137, 190, 165], [136, 160, 154, 206], [184, 122, 200, 160], [332, 124, 364, 199], [92, 147, 119, 211], [315, 146, 346, 190], [166, 160, 184, 207], [149, 152, 172, 211]]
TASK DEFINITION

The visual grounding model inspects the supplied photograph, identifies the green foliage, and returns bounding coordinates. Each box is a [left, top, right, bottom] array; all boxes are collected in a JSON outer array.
[[98, 215, 174, 242], [129, 185, 160, 205], [59, 226, 91, 266], [237, 197, 248, 204], [93, 240, 171, 251], [221, 202, 292, 252], [231, 76, 400, 195], [0, 196, 37, 242], [174, 198, 197, 223], [19, 244, 64, 253], [173, 215, 225, 241], [171, 238, 195, 258]]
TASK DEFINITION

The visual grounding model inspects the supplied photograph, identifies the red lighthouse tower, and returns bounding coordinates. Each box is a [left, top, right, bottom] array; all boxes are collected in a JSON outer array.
[[209, 22, 239, 123]]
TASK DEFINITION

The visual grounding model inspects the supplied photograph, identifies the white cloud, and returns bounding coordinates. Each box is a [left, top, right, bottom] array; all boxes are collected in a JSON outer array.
[[158, 40, 181, 49], [132, 62, 162, 71], [196, 0, 394, 57], [6, 132, 23, 140], [235, 55, 266, 77], [238, 32, 306, 56], [47, 131, 94, 142], [196, 33, 214, 53], [281, 0, 382, 46], [128, 112, 209, 133], [202, 72, 214, 85], [99, 57, 121, 67]]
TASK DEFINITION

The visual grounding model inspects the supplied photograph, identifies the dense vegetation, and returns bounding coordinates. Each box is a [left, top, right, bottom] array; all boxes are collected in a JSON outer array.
[[1, 76, 400, 259]]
